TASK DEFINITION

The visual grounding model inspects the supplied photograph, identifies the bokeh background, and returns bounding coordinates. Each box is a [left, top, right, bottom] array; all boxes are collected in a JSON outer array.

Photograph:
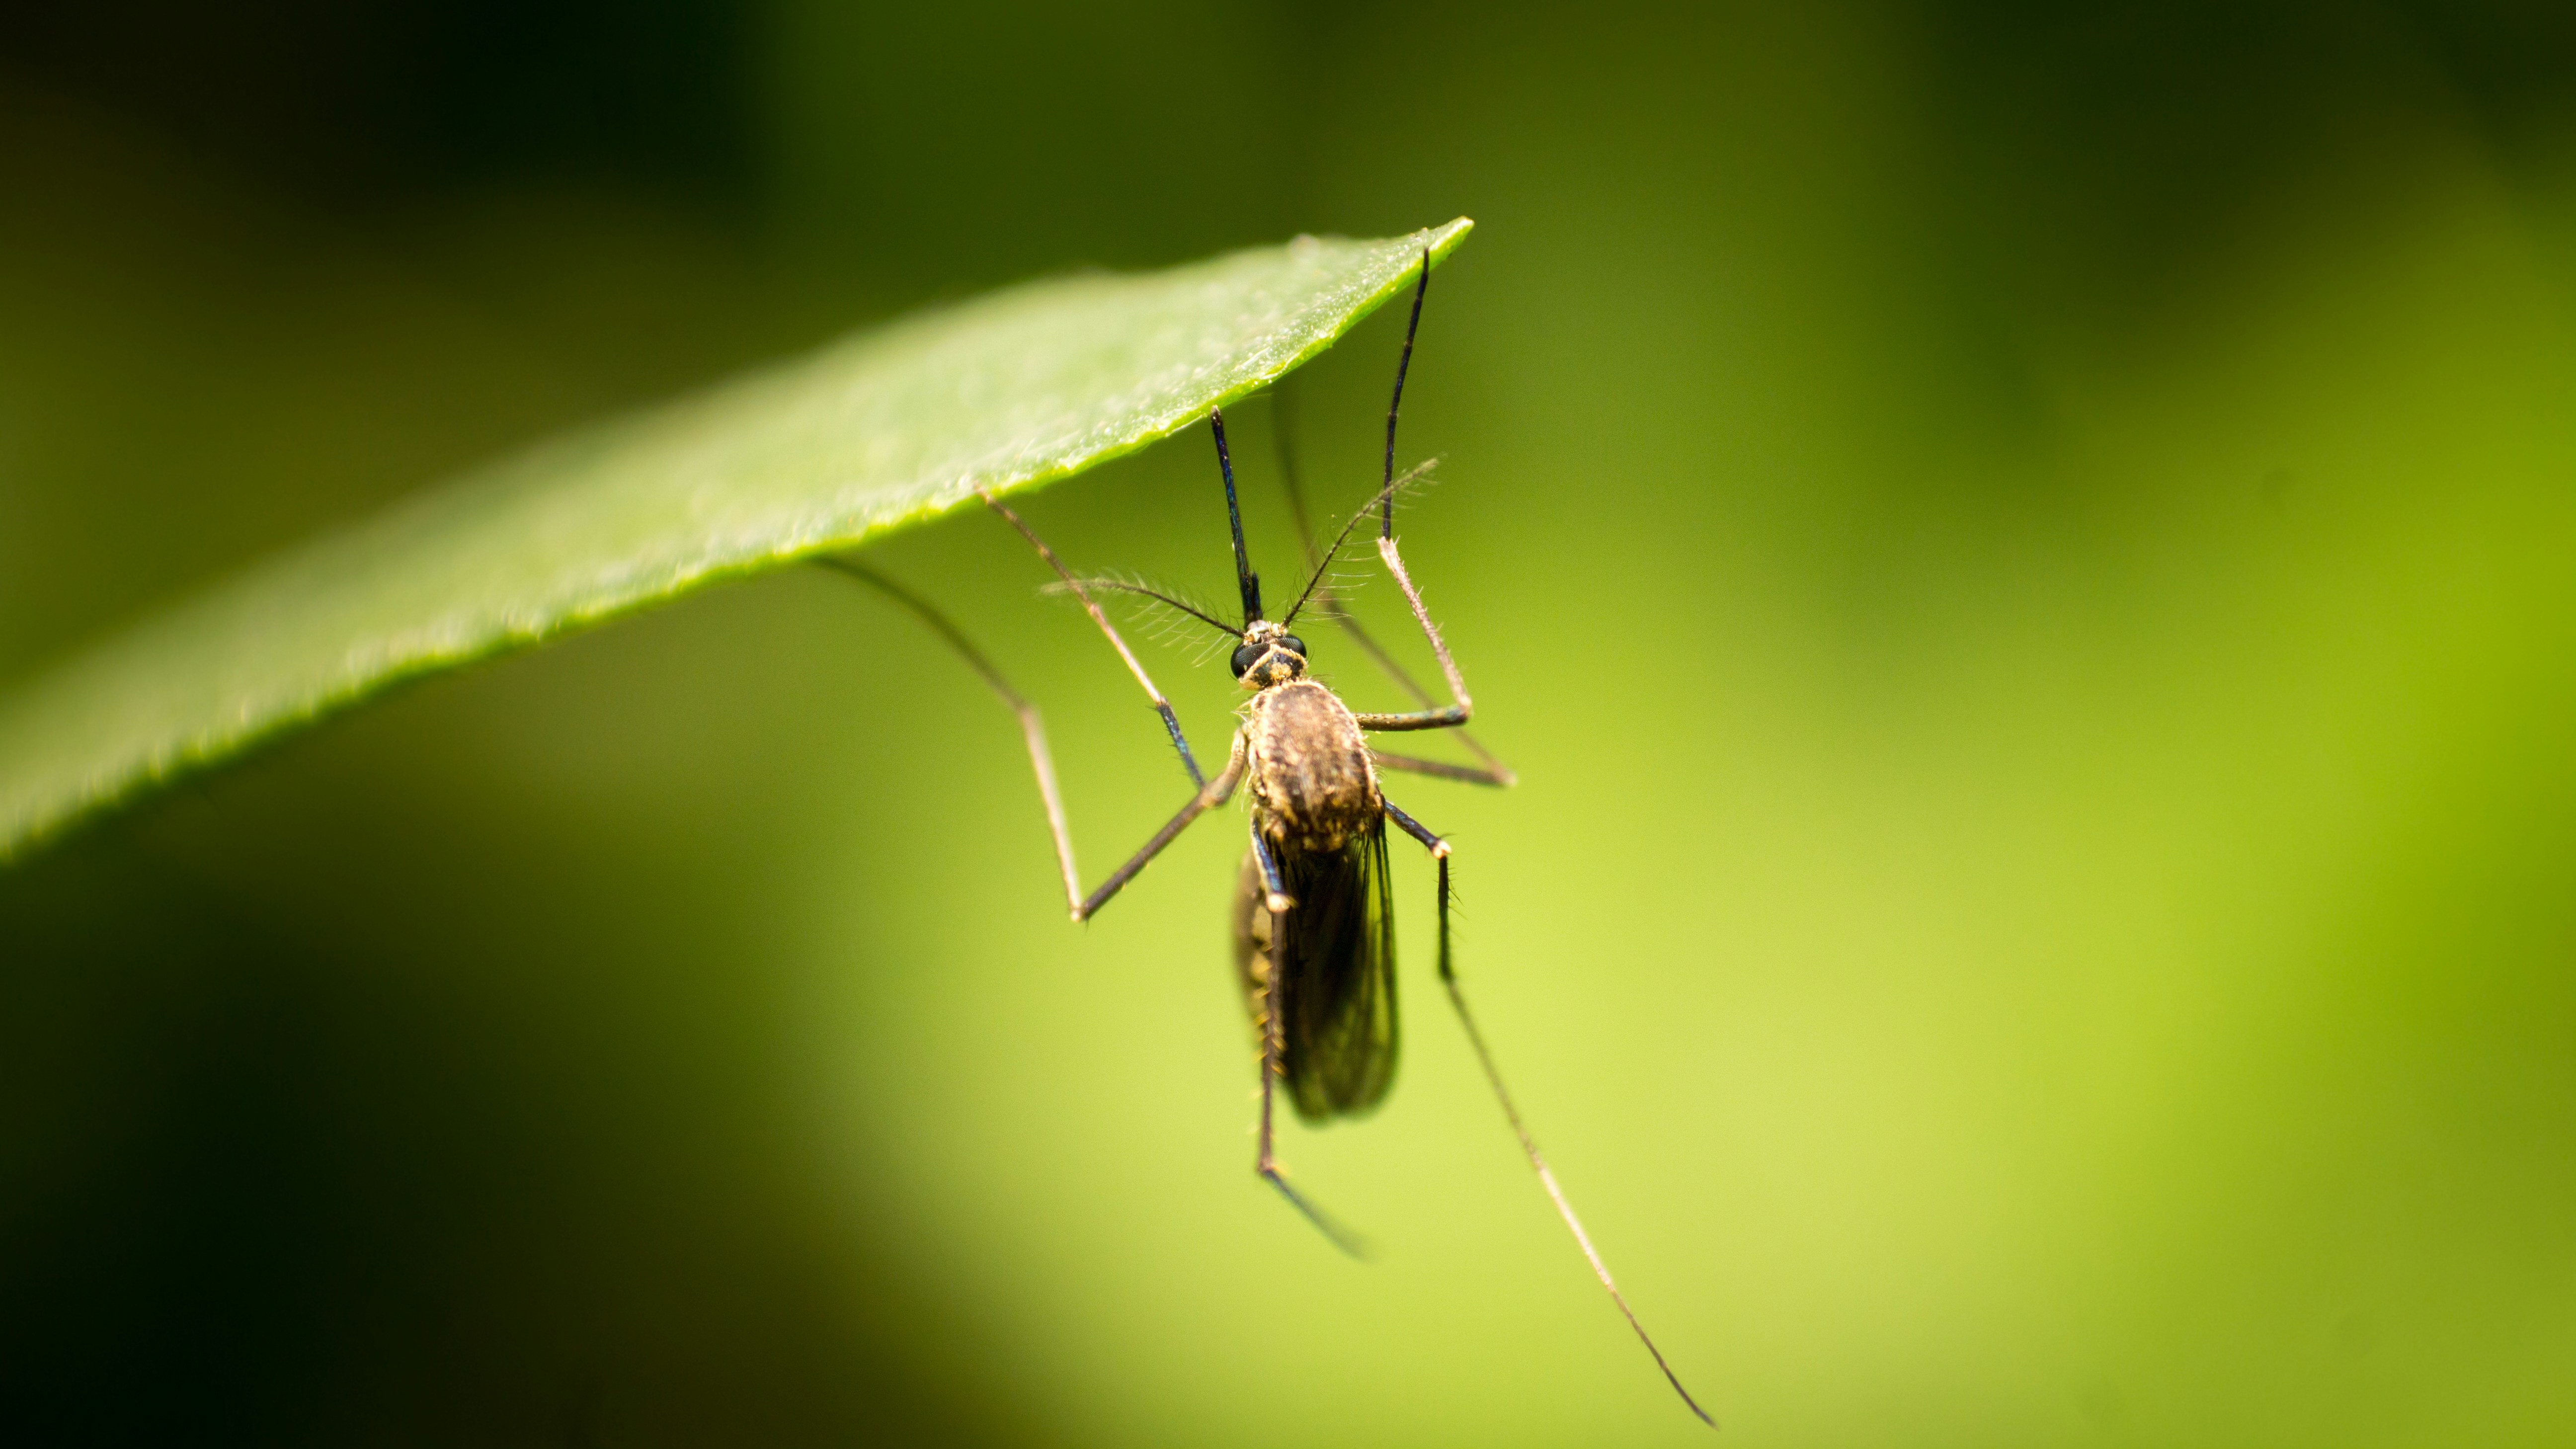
[[6, 2, 2576, 1443]]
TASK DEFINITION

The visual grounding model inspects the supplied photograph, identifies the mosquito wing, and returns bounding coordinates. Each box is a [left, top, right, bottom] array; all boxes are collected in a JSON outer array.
[[1233, 817, 1399, 1122]]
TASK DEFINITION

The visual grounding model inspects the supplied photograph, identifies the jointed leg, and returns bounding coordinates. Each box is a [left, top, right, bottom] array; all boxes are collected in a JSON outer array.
[[819, 557, 1082, 903], [1372, 749, 1513, 788], [1274, 380, 1512, 781], [1353, 250, 1479, 737], [1380, 798, 1450, 860], [1248, 842, 1368, 1259], [1250, 831, 1293, 915], [1075, 732, 1246, 921], [977, 485, 1206, 788], [1383, 797, 1717, 1427], [820, 555, 1242, 922], [1379, 251, 1431, 542], [1349, 534, 1474, 732]]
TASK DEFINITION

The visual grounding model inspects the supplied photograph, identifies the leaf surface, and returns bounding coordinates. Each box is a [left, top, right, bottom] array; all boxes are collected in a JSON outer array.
[[0, 220, 1473, 858]]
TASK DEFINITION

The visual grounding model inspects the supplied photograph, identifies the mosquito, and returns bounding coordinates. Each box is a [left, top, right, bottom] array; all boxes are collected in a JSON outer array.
[[823, 253, 1712, 1427]]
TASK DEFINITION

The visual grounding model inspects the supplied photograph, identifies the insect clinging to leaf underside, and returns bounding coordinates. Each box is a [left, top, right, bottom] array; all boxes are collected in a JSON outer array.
[[822, 251, 1712, 1428]]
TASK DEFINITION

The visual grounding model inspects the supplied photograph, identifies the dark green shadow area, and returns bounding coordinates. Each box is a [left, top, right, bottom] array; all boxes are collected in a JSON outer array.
[[0, 812, 1025, 1446]]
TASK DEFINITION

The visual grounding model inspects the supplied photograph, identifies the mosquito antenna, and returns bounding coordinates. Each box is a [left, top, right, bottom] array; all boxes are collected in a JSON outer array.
[[1211, 407, 1262, 624], [1380, 249, 1432, 541], [1043, 578, 1241, 637], [1280, 458, 1435, 629], [1434, 856, 1717, 1429]]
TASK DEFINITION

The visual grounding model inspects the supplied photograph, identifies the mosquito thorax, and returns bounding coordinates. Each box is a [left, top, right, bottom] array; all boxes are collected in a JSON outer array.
[[1229, 621, 1309, 690]]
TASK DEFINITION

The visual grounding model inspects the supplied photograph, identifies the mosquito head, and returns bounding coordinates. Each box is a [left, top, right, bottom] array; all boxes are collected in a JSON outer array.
[[1230, 619, 1308, 690]]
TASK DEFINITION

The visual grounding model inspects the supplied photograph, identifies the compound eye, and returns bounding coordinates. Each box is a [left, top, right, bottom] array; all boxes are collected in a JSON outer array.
[[1280, 635, 1308, 659], [1229, 641, 1264, 678]]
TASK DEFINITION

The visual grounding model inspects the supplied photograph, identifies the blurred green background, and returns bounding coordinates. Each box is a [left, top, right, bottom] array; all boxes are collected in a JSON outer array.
[[6, 1, 2576, 1443]]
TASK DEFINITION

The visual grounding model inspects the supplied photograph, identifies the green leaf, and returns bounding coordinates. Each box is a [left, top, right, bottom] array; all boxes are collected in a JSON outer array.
[[0, 220, 1473, 860]]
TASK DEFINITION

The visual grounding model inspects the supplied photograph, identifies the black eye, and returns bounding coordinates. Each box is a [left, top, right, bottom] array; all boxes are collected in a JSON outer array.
[[1229, 642, 1263, 678], [1281, 635, 1307, 659]]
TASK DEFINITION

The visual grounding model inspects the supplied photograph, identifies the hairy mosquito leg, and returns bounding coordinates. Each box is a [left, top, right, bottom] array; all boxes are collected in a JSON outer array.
[[1075, 732, 1246, 922], [1386, 799, 1718, 1429], [1375, 528, 1468, 709], [1353, 705, 1469, 732], [1351, 531, 1476, 733], [1380, 251, 1431, 541], [1250, 829, 1293, 915], [1248, 856, 1369, 1260], [1344, 248, 1484, 737], [976, 485, 1206, 788], [819, 555, 1242, 924], [816, 557, 1087, 908], [1273, 380, 1512, 781], [1381, 798, 1450, 860], [1371, 749, 1513, 788]]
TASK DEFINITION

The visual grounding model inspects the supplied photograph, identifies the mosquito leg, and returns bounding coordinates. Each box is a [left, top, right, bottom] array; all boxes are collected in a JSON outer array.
[[1379, 251, 1431, 542], [1380, 798, 1450, 859], [1351, 532, 1474, 733], [1250, 829, 1293, 915], [1351, 250, 1484, 738], [1370, 749, 1513, 788], [1248, 837, 1369, 1260], [1352, 703, 1469, 732], [819, 556, 1243, 923], [814, 557, 1089, 907], [1384, 796, 1718, 1428], [1074, 730, 1246, 922], [976, 485, 1206, 788], [1274, 382, 1512, 781], [1319, 610, 1507, 771]]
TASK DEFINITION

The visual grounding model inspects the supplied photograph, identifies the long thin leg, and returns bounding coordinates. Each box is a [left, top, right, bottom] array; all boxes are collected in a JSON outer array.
[[1380, 251, 1431, 541], [1250, 829, 1293, 914], [1249, 830, 1368, 1259], [1273, 382, 1512, 782], [977, 485, 1205, 788], [1076, 732, 1246, 921], [1352, 705, 1467, 732], [1384, 799, 1718, 1429], [1371, 749, 1513, 788], [819, 555, 1243, 922], [1350, 250, 1480, 737], [1349, 535, 1473, 732], [818, 556, 1084, 904]]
